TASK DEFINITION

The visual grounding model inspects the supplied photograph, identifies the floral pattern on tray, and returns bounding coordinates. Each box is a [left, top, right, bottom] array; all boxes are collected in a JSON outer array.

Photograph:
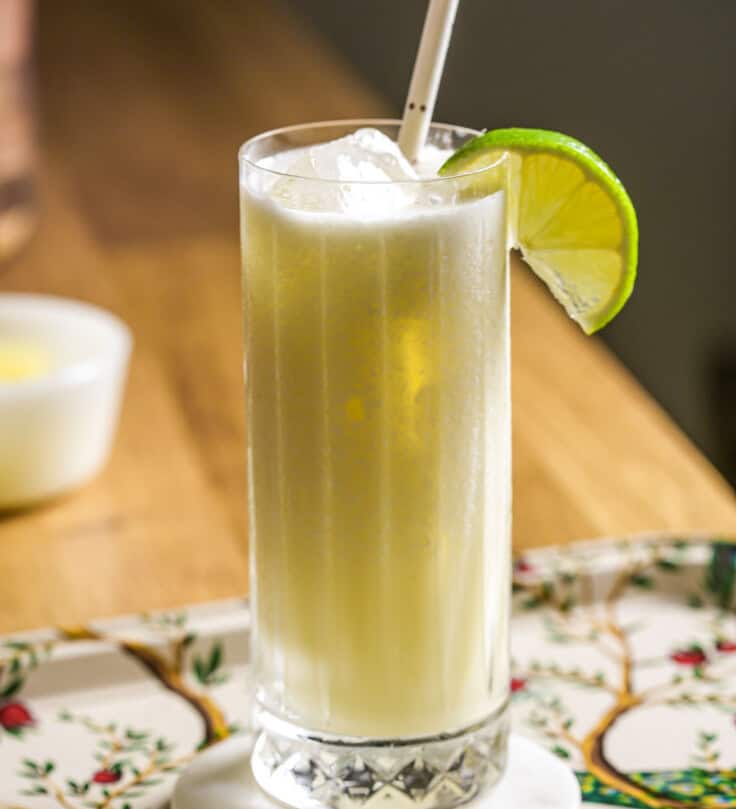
[[0, 603, 251, 808], [0, 536, 735, 809], [511, 537, 736, 807]]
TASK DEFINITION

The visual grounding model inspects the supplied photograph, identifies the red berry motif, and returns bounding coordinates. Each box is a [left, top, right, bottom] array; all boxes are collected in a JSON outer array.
[[511, 677, 526, 692], [716, 639, 736, 653], [0, 701, 34, 730], [92, 768, 122, 784], [514, 559, 533, 574], [670, 647, 707, 666]]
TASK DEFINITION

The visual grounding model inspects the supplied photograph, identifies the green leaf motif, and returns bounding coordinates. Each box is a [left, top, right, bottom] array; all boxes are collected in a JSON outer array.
[[21, 786, 48, 796], [192, 641, 228, 686], [551, 745, 570, 759], [209, 642, 223, 674], [193, 657, 208, 684], [67, 777, 90, 796], [705, 543, 736, 609], [0, 677, 24, 699], [630, 573, 654, 589], [4, 641, 31, 651], [125, 728, 149, 741]]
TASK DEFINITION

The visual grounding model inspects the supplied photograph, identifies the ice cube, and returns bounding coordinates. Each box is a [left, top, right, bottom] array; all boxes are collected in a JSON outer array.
[[262, 128, 419, 217], [308, 128, 418, 183]]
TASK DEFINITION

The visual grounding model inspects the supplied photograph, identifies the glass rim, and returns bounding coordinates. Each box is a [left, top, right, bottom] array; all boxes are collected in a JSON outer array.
[[238, 118, 504, 186]]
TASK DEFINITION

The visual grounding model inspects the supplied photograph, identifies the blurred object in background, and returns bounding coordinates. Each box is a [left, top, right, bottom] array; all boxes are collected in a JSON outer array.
[[0, 0, 36, 265], [0, 294, 132, 512]]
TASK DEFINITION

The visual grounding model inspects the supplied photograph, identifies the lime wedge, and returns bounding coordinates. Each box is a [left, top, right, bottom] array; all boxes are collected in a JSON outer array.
[[440, 128, 637, 334]]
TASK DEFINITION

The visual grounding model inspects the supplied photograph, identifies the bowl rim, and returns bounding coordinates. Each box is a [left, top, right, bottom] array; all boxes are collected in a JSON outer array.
[[0, 293, 133, 401]]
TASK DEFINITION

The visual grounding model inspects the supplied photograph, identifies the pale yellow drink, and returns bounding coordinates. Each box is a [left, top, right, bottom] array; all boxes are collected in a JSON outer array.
[[241, 124, 511, 741]]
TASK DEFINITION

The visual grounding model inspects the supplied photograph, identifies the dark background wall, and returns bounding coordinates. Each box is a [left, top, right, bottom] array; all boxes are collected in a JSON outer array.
[[290, 0, 736, 481]]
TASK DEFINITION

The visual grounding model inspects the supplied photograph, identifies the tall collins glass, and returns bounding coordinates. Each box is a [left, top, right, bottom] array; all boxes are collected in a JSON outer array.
[[239, 120, 511, 809]]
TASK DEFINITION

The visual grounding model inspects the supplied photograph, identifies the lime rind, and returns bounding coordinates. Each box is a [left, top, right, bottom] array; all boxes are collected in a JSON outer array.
[[440, 128, 638, 334]]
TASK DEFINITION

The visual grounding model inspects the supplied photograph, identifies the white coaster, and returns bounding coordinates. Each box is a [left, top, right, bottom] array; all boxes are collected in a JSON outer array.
[[172, 733, 581, 809]]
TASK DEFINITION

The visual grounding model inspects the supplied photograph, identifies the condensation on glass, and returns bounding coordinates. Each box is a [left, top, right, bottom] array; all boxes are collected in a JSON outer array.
[[239, 121, 511, 809]]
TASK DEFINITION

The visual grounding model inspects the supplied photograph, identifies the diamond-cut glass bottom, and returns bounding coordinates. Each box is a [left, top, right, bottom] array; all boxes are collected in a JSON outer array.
[[251, 705, 509, 809]]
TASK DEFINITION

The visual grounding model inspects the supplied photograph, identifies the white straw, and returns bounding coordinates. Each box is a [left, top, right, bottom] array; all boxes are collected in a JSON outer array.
[[398, 0, 460, 163]]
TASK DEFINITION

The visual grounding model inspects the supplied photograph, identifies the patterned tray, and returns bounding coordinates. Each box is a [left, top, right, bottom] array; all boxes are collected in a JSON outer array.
[[1, 535, 734, 809]]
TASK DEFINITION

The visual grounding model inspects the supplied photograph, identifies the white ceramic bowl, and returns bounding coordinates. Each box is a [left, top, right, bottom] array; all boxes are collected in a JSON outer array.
[[0, 294, 132, 510]]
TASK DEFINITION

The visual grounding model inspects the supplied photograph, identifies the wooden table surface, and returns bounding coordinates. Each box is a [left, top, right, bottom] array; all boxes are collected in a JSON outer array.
[[1, 0, 734, 634]]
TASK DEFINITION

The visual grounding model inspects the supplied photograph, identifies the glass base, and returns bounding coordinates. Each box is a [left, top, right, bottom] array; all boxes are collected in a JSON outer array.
[[251, 703, 510, 809]]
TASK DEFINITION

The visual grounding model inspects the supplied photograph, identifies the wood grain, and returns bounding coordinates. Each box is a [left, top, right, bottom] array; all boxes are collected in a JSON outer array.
[[0, 0, 733, 633]]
